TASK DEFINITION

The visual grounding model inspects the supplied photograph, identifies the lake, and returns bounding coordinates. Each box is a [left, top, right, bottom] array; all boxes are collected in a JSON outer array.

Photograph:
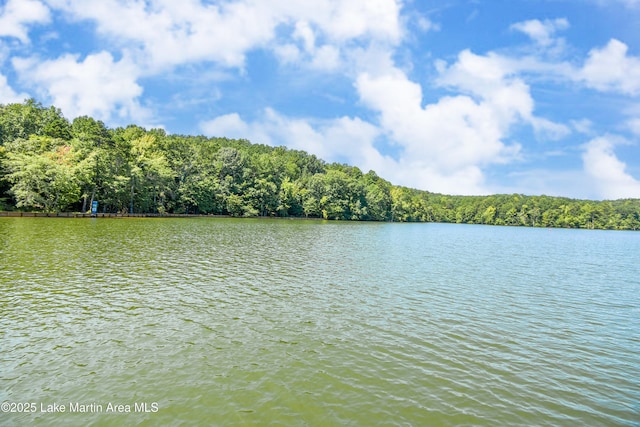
[[1, 217, 639, 426]]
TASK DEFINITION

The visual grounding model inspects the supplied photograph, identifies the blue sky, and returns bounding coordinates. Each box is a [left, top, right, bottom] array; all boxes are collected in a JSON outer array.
[[1, 0, 640, 199]]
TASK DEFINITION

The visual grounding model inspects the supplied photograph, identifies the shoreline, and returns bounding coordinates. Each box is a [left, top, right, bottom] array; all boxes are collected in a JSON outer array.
[[0, 211, 324, 220]]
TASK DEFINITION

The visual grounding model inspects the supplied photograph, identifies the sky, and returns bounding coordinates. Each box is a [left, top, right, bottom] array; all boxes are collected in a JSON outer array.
[[1, 0, 640, 199]]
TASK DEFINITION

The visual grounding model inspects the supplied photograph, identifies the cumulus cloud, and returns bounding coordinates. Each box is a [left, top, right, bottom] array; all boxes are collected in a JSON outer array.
[[436, 49, 572, 139], [0, 0, 50, 43], [435, 50, 534, 122], [435, 50, 566, 141], [579, 39, 640, 95], [358, 70, 522, 166], [341, 47, 581, 194], [355, 66, 523, 194], [43, 0, 402, 72], [276, 1, 402, 72], [0, 0, 406, 138], [12, 51, 148, 123], [510, 18, 569, 47], [278, 20, 343, 71], [583, 136, 640, 199], [282, 1, 402, 44], [42, 0, 276, 70]]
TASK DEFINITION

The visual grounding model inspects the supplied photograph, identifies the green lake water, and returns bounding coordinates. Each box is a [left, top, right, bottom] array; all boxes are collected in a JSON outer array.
[[1, 217, 639, 426]]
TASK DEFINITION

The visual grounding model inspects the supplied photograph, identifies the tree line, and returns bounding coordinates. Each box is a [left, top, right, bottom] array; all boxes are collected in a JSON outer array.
[[1, 100, 639, 230]]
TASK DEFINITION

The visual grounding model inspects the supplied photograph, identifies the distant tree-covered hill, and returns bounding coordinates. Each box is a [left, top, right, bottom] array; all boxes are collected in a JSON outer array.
[[1, 100, 639, 230]]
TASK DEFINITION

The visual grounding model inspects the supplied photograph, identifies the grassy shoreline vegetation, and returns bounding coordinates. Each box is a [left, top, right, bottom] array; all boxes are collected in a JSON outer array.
[[1, 100, 639, 230]]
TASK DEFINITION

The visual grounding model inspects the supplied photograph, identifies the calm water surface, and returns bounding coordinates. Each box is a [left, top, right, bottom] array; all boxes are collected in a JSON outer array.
[[1, 218, 639, 426]]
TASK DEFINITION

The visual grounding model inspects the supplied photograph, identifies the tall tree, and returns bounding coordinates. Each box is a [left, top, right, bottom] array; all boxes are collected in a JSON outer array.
[[4, 137, 80, 212]]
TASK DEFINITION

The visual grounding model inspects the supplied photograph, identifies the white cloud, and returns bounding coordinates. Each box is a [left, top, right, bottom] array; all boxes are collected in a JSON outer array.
[[293, 20, 316, 53], [3, 0, 402, 132], [0, 0, 50, 43], [276, 1, 402, 73], [435, 50, 534, 124], [289, 0, 402, 43], [510, 18, 569, 47], [579, 39, 640, 95], [437, 49, 574, 139], [342, 47, 586, 194], [12, 51, 148, 123], [499, 31, 640, 99], [583, 136, 640, 199], [356, 69, 524, 193], [531, 117, 572, 141], [0, 73, 29, 104], [310, 45, 342, 71], [200, 113, 254, 141], [43, 0, 278, 70], [359, 70, 521, 165], [43, 0, 402, 72], [285, 20, 342, 71], [345, 42, 398, 77], [416, 15, 439, 33], [273, 43, 302, 64]]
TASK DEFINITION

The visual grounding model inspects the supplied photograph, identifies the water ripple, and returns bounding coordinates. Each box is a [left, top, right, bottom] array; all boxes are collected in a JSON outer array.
[[1, 219, 639, 426]]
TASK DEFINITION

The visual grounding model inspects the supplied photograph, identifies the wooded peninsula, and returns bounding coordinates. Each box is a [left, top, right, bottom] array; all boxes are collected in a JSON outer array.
[[1, 100, 639, 230]]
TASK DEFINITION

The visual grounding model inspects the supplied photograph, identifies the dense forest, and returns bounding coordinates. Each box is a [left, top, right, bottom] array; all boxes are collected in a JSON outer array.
[[1, 100, 639, 230]]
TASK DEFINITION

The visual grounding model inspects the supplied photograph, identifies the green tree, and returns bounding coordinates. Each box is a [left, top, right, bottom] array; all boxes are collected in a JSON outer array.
[[481, 206, 497, 224], [0, 100, 72, 144], [277, 177, 305, 216], [5, 138, 80, 212], [128, 134, 174, 213]]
